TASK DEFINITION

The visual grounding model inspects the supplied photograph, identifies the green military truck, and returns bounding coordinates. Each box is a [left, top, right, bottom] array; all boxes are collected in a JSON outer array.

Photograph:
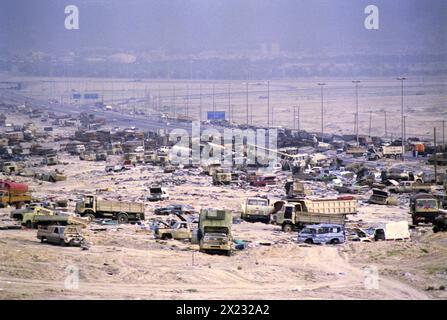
[[75, 194, 145, 223], [409, 193, 440, 226], [275, 197, 357, 232], [198, 208, 232, 256]]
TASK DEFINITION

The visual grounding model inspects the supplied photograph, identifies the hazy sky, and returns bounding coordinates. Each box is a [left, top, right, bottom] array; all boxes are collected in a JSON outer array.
[[1, 0, 446, 54]]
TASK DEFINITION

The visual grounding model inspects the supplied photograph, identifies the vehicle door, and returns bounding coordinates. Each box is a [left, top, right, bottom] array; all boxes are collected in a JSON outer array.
[[175, 222, 190, 239], [48, 227, 60, 244]]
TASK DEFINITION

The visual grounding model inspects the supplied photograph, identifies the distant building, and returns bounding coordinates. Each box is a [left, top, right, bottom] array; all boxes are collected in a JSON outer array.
[[0, 114, 6, 126]]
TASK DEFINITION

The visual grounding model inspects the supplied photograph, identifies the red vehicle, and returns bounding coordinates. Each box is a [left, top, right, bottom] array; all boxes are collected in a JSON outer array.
[[250, 175, 277, 187]]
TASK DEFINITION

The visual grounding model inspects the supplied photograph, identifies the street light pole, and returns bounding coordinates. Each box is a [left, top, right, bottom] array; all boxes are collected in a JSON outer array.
[[397, 77, 407, 160], [352, 80, 361, 145], [267, 81, 270, 128], [318, 83, 326, 143]]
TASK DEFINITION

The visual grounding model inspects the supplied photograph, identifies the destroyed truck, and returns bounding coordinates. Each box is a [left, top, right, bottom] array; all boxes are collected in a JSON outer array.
[[410, 193, 440, 226], [75, 195, 145, 223], [0, 180, 31, 208], [275, 197, 357, 232], [241, 197, 284, 224], [198, 208, 232, 256], [37, 225, 85, 247], [18, 206, 88, 229], [212, 168, 232, 185]]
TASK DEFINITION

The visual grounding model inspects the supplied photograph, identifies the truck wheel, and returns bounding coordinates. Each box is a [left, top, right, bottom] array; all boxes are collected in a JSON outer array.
[[40, 237, 46, 243], [85, 214, 95, 222], [117, 213, 129, 224], [282, 223, 293, 233], [304, 239, 313, 244], [161, 234, 172, 240], [25, 221, 33, 229], [60, 240, 67, 247], [225, 250, 232, 257], [433, 226, 439, 233], [330, 239, 340, 245]]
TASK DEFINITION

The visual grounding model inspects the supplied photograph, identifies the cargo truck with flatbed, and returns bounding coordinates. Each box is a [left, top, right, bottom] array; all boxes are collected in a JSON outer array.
[[75, 194, 145, 223]]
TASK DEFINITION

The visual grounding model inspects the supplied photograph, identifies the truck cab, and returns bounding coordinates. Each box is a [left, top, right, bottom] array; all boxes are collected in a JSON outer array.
[[241, 197, 274, 223], [410, 193, 440, 225], [198, 209, 232, 256]]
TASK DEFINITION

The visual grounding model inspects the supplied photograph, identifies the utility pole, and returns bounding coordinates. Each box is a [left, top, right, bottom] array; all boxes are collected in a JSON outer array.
[[293, 107, 296, 130], [397, 77, 407, 160], [228, 82, 231, 122], [442, 120, 445, 149], [318, 83, 326, 143], [434, 127, 438, 183], [199, 84, 202, 122], [369, 110, 372, 137], [404, 115, 407, 146], [297, 105, 300, 131], [384, 110, 388, 138], [267, 81, 270, 128], [246, 81, 249, 125], [352, 80, 361, 145], [212, 84, 215, 112], [186, 84, 189, 117], [173, 86, 176, 117]]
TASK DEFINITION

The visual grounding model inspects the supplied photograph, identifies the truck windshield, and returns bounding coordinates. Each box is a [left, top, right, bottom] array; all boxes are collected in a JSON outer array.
[[247, 199, 268, 206], [416, 199, 437, 209], [150, 188, 162, 193]]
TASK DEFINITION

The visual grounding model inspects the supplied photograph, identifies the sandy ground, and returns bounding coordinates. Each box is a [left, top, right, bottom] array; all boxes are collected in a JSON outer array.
[[0, 154, 446, 300], [1, 95, 447, 300]]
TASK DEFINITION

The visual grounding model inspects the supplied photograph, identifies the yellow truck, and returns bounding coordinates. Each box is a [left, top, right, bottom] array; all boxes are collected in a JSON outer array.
[[241, 197, 285, 224], [275, 197, 357, 232], [16, 206, 89, 229], [75, 194, 145, 223]]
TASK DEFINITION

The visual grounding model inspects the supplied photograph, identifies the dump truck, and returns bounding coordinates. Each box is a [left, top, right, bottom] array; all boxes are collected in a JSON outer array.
[[275, 197, 357, 232], [0, 180, 32, 208], [410, 193, 440, 225], [382, 146, 404, 158], [369, 189, 398, 205], [212, 168, 232, 185], [240, 197, 285, 223], [284, 179, 312, 199], [20, 206, 89, 229], [198, 208, 232, 256], [75, 194, 145, 223], [368, 146, 403, 160]]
